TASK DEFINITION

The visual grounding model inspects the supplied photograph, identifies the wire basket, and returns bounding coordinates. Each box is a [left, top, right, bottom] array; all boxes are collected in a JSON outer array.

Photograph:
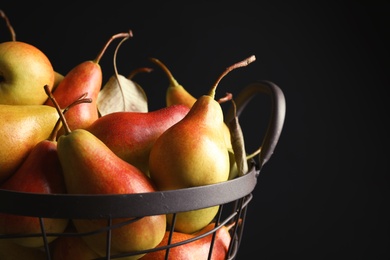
[[0, 80, 286, 260]]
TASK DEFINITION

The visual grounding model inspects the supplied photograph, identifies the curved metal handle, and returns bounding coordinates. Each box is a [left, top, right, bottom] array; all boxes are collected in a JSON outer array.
[[226, 80, 286, 170]]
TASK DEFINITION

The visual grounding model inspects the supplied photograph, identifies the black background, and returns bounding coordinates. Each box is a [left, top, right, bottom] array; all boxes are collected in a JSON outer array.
[[1, 1, 389, 259]]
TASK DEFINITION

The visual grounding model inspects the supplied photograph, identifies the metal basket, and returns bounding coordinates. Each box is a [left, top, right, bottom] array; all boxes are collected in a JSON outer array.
[[0, 80, 286, 260]]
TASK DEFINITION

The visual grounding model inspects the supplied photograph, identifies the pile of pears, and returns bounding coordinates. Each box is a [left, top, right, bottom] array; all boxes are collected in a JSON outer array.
[[0, 9, 258, 260]]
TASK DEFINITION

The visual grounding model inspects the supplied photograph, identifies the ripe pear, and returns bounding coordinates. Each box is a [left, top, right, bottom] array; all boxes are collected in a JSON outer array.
[[0, 9, 55, 105], [0, 130, 68, 248], [150, 57, 236, 176], [0, 41, 55, 105], [45, 31, 132, 136], [149, 57, 197, 108], [140, 222, 232, 260], [86, 104, 190, 175], [0, 95, 92, 248], [149, 56, 256, 234], [46, 88, 166, 260], [0, 104, 59, 183]]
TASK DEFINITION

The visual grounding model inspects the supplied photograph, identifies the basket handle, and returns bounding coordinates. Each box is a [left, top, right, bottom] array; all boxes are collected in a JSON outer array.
[[225, 80, 286, 171]]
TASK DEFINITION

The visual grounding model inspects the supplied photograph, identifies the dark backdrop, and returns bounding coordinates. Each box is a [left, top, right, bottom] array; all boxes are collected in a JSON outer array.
[[1, 1, 388, 259]]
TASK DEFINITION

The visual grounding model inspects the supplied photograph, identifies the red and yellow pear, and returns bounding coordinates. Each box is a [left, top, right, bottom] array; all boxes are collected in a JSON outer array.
[[0, 110, 68, 248], [45, 31, 132, 136], [149, 56, 255, 234], [45, 86, 166, 260], [150, 57, 245, 178]]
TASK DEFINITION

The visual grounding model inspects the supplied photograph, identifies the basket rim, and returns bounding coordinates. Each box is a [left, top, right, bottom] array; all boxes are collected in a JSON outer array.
[[0, 164, 259, 219]]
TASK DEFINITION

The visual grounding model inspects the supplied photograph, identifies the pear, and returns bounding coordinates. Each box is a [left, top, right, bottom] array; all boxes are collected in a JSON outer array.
[[0, 104, 59, 183], [150, 57, 237, 176], [0, 41, 55, 105], [140, 222, 232, 260], [149, 56, 256, 234], [148, 91, 229, 233], [86, 104, 190, 175], [0, 10, 55, 105], [46, 86, 166, 260], [149, 57, 197, 107], [0, 90, 92, 248], [45, 31, 132, 136], [0, 116, 68, 248]]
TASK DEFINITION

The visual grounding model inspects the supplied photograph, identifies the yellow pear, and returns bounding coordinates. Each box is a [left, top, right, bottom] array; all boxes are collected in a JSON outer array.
[[0, 104, 59, 183]]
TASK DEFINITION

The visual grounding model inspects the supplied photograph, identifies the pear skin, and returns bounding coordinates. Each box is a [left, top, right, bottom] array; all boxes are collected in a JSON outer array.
[[86, 104, 190, 175], [45, 60, 101, 133], [57, 129, 166, 259], [150, 57, 234, 171], [0, 116, 68, 248], [0, 41, 55, 105], [0, 104, 59, 183], [140, 222, 232, 260], [45, 32, 132, 136], [45, 85, 167, 260], [149, 96, 230, 190], [0, 139, 68, 248], [149, 96, 230, 233], [149, 57, 196, 108], [149, 56, 256, 233]]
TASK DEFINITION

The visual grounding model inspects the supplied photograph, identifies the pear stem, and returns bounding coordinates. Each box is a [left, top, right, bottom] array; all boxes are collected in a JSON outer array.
[[208, 55, 256, 98], [149, 57, 180, 86], [0, 10, 16, 41], [44, 85, 72, 135], [217, 92, 233, 104], [127, 67, 153, 80], [93, 30, 133, 64], [48, 93, 91, 141]]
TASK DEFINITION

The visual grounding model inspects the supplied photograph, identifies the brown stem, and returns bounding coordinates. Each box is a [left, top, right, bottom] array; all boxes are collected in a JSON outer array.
[[47, 93, 92, 141], [0, 9, 16, 41], [209, 55, 256, 98], [217, 92, 233, 104], [44, 85, 72, 135], [149, 57, 179, 86], [93, 30, 133, 64], [127, 67, 153, 80]]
